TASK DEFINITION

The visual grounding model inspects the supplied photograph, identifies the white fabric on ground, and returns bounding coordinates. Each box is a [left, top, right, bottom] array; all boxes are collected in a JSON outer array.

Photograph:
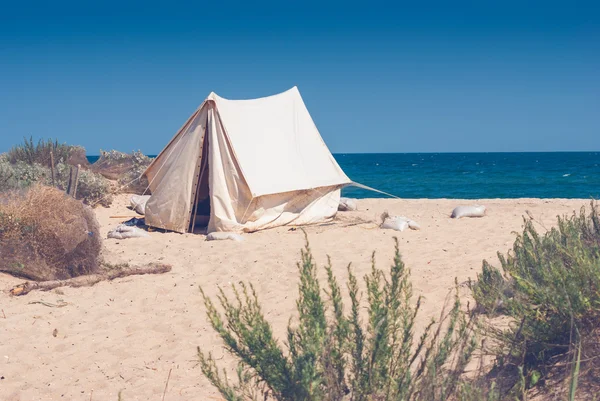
[[381, 216, 420, 231], [206, 232, 244, 242], [130, 195, 150, 215], [381, 217, 409, 231], [338, 197, 358, 211], [451, 205, 487, 219], [107, 224, 150, 239]]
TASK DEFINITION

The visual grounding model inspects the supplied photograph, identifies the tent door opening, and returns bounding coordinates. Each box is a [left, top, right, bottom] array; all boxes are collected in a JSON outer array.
[[189, 131, 211, 232]]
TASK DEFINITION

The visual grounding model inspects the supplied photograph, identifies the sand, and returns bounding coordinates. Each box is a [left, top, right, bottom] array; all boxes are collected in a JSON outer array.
[[0, 195, 592, 400]]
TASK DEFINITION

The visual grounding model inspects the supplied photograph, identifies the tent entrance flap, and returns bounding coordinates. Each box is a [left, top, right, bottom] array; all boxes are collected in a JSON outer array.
[[189, 130, 211, 231]]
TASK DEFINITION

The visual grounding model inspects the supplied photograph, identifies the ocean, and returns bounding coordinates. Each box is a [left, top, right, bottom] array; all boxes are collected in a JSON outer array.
[[87, 152, 600, 199]]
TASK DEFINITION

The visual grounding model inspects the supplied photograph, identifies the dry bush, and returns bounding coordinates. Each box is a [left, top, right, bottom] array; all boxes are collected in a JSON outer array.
[[91, 150, 152, 194], [0, 185, 102, 281]]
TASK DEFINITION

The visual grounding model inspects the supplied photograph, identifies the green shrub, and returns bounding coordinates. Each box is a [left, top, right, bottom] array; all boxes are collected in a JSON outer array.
[[77, 169, 115, 207], [117, 150, 152, 194], [0, 160, 52, 189], [2, 138, 114, 206], [198, 236, 483, 401], [0, 159, 113, 207], [471, 202, 600, 396], [6, 136, 87, 167], [55, 163, 114, 207]]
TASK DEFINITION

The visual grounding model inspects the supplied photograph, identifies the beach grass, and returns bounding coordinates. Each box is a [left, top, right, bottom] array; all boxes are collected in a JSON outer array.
[[472, 201, 600, 399], [198, 235, 485, 401]]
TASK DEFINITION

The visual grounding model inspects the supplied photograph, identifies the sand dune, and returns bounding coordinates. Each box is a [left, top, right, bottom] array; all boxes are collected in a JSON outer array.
[[0, 194, 591, 400]]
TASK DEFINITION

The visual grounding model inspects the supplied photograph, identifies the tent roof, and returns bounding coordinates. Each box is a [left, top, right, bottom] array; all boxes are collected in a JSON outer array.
[[206, 86, 350, 197]]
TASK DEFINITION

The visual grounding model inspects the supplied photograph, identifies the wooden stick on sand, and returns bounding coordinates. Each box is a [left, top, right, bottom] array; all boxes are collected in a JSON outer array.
[[162, 368, 172, 401], [9, 264, 172, 296]]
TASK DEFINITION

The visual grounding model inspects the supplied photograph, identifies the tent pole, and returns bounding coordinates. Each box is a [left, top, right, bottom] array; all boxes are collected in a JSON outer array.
[[240, 197, 254, 224], [190, 171, 203, 232]]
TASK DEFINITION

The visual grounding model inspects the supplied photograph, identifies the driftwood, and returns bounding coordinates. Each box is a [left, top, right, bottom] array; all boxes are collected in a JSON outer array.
[[9, 263, 172, 296]]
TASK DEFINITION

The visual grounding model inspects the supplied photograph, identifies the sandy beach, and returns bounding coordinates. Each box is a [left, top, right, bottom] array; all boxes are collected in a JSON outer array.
[[0, 195, 592, 400]]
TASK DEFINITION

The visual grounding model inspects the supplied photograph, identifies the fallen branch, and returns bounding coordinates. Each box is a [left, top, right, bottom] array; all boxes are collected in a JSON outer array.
[[29, 300, 68, 308], [162, 368, 172, 401], [9, 263, 172, 296]]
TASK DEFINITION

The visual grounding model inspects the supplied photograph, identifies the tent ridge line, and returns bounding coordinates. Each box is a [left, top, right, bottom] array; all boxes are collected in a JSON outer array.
[[143, 102, 205, 177]]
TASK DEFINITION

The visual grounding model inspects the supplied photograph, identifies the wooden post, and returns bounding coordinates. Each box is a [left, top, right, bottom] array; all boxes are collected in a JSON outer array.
[[50, 151, 56, 187], [67, 165, 80, 198], [67, 166, 74, 195], [72, 164, 80, 198]]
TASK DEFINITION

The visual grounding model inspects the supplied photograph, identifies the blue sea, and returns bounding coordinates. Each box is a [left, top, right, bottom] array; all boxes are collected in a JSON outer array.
[[87, 152, 600, 199]]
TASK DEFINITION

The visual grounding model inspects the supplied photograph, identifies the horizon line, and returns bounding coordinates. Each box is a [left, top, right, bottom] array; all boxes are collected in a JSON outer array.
[[85, 150, 600, 156]]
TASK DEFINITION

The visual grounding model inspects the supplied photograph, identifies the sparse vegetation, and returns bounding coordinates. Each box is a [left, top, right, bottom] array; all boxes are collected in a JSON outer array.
[[198, 236, 484, 401], [0, 137, 153, 206], [472, 201, 600, 399], [0, 158, 114, 206], [55, 162, 115, 207], [6, 136, 88, 167], [0, 159, 51, 189], [199, 204, 600, 400], [3, 139, 599, 400], [91, 149, 152, 194]]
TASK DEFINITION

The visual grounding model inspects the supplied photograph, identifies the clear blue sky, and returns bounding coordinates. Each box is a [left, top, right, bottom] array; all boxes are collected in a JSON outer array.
[[1, 0, 598, 154]]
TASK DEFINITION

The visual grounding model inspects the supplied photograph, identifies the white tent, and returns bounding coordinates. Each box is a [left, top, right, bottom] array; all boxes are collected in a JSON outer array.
[[142, 87, 352, 233]]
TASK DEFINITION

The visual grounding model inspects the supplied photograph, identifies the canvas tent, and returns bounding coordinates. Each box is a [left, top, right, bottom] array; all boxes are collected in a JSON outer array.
[[142, 86, 352, 234]]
